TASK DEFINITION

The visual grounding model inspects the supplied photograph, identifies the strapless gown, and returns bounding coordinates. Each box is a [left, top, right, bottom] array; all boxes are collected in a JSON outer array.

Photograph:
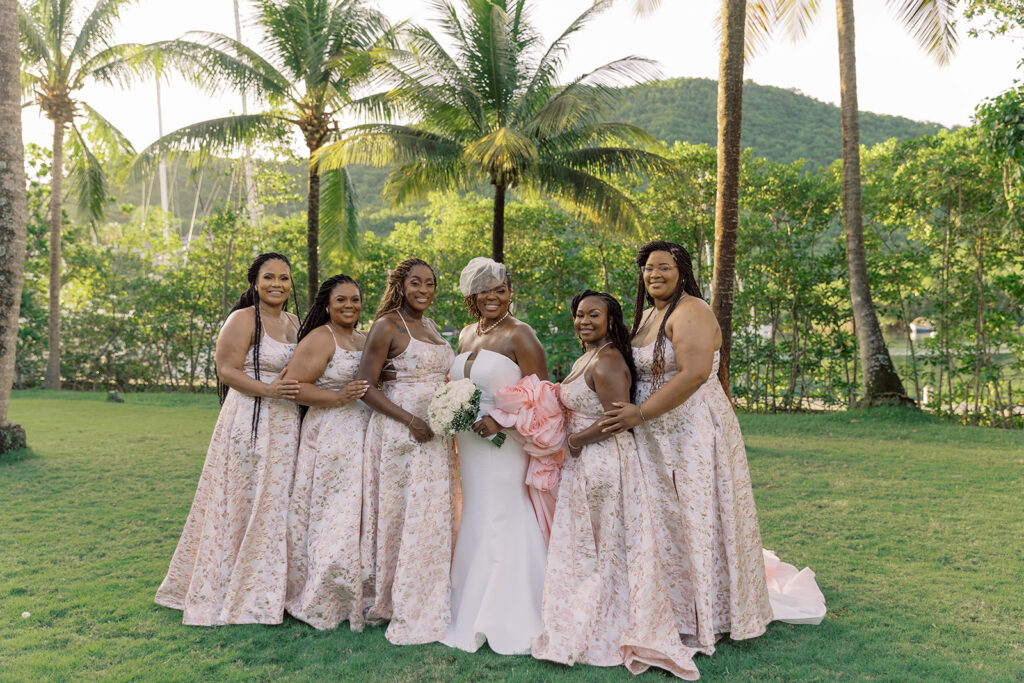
[[442, 349, 547, 654]]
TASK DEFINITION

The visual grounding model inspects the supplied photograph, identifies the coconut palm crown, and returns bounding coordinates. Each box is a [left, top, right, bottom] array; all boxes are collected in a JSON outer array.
[[316, 0, 673, 263], [140, 0, 393, 303], [19, 0, 141, 389]]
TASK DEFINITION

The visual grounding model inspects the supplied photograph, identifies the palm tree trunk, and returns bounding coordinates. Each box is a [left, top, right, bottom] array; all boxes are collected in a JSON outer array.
[[307, 164, 320, 306], [835, 0, 906, 404], [0, 0, 29, 451], [44, 119, 64, 390], [709, 0, 745, 399], [492, 182, 506, 263]]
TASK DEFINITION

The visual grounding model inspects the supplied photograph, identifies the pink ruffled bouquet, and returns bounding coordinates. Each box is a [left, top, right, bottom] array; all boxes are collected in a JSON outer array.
[[488, 374, 566, 543]]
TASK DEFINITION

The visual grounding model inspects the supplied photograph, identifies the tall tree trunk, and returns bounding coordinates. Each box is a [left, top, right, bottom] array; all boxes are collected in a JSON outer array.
[[492, 182, 506, 263], [835, 0, 906, 404], [234, 0, 260, 226], [0, 0, 28, 452], [44, 120, 64, 390], [709, 0, 746, 398], [307, 164, 320, 306]]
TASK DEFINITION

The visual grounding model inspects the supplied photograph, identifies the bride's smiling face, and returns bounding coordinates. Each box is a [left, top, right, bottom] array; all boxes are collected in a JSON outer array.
[[473, 279, 511, 320]]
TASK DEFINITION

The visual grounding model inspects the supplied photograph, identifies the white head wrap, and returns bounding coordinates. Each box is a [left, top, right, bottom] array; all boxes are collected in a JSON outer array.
[[459, 257, 508, 297]]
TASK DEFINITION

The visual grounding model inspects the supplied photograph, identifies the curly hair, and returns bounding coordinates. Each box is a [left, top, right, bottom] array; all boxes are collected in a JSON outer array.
[[298, 274, 362, 343], [630, 240, 704, 391], [571, 289, 638, 403], [217, 252, 295, 442], [464, 272, 513, 318], [373, 257, 436, 320]]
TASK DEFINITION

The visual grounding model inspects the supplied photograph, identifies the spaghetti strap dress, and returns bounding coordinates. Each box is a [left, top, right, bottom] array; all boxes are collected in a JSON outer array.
[[533, 350, 700, 680], [361, 312, 458, 645], [155, 330, 300, 626], [285, 326, 372, 630], [632, 343, 772, 653]]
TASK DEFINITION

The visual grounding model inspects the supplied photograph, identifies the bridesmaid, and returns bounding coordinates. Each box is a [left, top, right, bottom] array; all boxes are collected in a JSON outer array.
[[357, 258, 457, 645], [155, 252, 302, 626], [284, 274, 371, 630], [533, 290, 699, 680], [602, 240, 773, 652]]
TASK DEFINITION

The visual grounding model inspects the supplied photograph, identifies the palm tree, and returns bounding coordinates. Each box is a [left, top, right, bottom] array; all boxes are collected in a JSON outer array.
[[142, 0, 392, 304], [18, 0, 139, 390], [771, 0, 957, 403], [1, 0, 29, 452], [316, 0, 671, 263], [632, 0, 772, 393]]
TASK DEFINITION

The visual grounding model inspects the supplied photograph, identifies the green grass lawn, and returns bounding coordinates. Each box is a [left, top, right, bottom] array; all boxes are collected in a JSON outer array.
[[2, 390, 1022, 681]]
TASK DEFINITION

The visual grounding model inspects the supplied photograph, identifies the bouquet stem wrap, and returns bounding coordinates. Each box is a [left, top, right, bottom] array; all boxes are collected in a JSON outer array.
[[488, 375, 566, 545]]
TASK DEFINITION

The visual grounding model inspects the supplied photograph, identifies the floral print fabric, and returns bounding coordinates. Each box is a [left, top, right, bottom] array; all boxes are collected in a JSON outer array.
[[155, 334, 300, 626], [285, 342, 372, 630], [632, 344, 772, 653], [361, 333, 458, 645], [533, 364, 700, 680]]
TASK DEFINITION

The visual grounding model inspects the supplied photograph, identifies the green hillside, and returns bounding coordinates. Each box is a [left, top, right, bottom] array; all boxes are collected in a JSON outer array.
[[613, 78, 943, 169], [104, 77, 944, 228]]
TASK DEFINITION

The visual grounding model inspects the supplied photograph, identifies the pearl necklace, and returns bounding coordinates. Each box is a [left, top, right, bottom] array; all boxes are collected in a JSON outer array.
[[477, 311, 510, 335]]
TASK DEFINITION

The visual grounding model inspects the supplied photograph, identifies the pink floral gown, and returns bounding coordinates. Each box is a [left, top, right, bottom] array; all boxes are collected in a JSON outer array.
[[285, 327, 372, 630], [155, 332, 300, 626], [361, 313, 457, 645], [632, 343, 772, 653], [533, 353, 700, 680]]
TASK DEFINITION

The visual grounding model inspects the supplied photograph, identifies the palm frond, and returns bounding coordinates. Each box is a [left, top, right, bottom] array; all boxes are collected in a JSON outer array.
[[17, 3, 51, 65], [315, 124, 462, 171], [887, 0, 958, 66], [524, 56, 661, 136], [525, 162, 642, 233], [519, 0, 612, 117], [80, 101, 135, 156], [770, 0, 821, 42], [382, 157, 477, 205], [77, 42, 148, 89], [69, 0, 135, 65], [319, 165, 360, 268], [147, 35, 291, 101], [464, 126, 538, 179], [552, 145, 677, 179], [67, 122, 108, 222], [136, 114, 288, 169]]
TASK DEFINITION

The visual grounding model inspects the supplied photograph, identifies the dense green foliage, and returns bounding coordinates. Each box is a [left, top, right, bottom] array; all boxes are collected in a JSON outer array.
[[17, 125, 1023, 425], [3, 391, 1022, 679], [611, 78, 943, 170]]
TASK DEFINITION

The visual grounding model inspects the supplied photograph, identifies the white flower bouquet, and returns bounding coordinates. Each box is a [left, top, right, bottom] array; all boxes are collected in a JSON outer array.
[[427, 378, 505, 446]]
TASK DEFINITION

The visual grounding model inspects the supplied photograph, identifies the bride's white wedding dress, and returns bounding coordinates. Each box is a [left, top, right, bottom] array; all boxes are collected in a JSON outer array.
[[442, 349, 548, 654]]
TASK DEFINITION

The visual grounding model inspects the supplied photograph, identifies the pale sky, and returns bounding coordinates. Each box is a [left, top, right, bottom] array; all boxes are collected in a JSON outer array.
[[20, 0, 1023, 153]]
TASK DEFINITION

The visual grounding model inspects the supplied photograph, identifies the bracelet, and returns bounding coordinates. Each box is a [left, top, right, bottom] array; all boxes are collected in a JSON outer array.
[[405, 414, 416, 427], [567, 434, 581, 450], [638, 404, 647, 422]]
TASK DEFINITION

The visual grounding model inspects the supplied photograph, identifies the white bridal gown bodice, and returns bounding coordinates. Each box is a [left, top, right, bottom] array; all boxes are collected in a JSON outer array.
[[442, 349, 547, 654]]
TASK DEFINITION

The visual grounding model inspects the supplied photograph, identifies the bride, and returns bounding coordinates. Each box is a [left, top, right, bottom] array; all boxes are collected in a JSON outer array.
[[441, 257, 550, 655]]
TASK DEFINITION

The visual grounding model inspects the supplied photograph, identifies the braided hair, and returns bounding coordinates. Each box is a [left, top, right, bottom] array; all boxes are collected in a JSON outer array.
[[571, 289, 639, 403], [374, 257, 436, 320], [630, 240, 703, 390], [216, 252, 294, 443], [298, 274, 362, 343]]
